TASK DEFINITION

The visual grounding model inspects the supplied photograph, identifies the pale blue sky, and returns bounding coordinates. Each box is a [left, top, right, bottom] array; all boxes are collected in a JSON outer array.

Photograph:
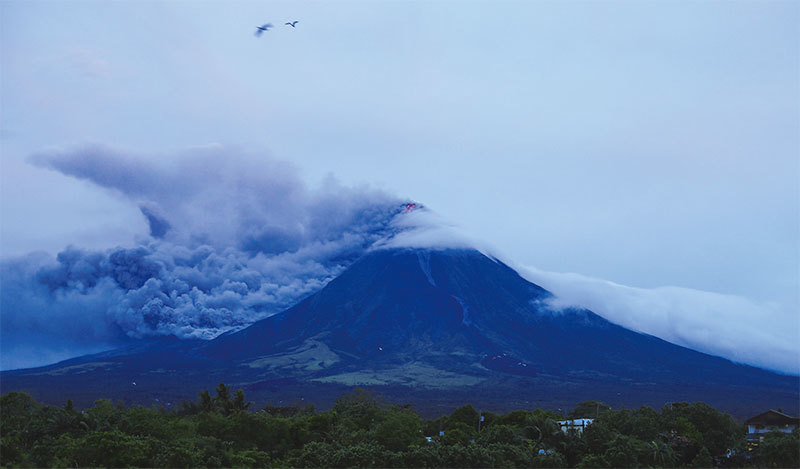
[[2, 0, 798, 314]]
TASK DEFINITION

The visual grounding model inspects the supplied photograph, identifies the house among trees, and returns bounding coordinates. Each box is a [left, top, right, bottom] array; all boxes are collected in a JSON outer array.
[[744, 410, 799, 442], [556, 418, 593, 434]]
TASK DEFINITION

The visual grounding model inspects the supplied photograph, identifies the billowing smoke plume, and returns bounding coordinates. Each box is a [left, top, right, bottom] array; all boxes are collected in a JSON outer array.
[[1, 144, 414, 369]]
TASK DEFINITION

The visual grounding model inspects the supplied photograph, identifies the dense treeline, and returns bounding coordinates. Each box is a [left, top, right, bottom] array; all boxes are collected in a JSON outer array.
[[1, 385, 797, 468]]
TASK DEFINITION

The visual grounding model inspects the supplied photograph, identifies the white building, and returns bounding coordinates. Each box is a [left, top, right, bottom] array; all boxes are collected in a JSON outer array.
[[556, 418, 593, 434], [745, 410, 799, 442]]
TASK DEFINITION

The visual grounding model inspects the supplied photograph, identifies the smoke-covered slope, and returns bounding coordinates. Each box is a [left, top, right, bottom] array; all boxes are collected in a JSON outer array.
[[2, 146, 411, 370], [2, 248, 797, 417], [202, 248, 792, 387]]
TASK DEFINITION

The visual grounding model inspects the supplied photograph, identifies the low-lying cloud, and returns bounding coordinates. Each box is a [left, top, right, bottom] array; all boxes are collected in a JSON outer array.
[[518, 266, 799, 375], [2, 144, 413, 369]]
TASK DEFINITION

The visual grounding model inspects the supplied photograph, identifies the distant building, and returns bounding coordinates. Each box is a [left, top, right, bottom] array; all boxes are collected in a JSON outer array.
[[556, 418, 593, 433], [745, 410, 799, 442]]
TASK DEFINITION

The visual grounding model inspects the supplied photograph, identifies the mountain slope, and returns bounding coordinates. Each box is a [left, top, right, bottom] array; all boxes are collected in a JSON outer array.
[[2, 248, 797, 417], [201, 248, 790, 386]]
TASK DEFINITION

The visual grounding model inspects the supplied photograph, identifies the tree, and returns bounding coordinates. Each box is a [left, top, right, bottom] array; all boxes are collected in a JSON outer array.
[[227, 449, 270, 467], [85, 399, 126, 432], [1, 391, 39, 432], [1, 388, 773, 469], [198, 390, 213, 413], [757, 430, 800, 468], [54, 430, 159, 467], [213, 382, 231, 414], [448, 404, 479, 431], [332, 388, 382, 432], [442, 422, 476, 446], [569, 400, 611, 419], [648, 439, 675, 467], [603, 434, 648, 468], [578, 453, 609, 467], [437, 443, 494, 467], [665, 402, 741, 457], [530, 450, 567, 468], [582, 418, 616, 455], [374, 409, 423, 451], [690, 446, 712, 468], [495, 409, 531, 427], [478, 424, 521, 445], [232, 389, 251, 413]]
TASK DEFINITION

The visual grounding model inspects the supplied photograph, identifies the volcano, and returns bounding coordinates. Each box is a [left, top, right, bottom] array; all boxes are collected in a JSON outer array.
[[3, 248, 798, 417]]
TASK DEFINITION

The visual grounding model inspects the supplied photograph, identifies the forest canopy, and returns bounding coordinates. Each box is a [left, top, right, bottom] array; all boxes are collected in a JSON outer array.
[[1, 385, 797, 468]]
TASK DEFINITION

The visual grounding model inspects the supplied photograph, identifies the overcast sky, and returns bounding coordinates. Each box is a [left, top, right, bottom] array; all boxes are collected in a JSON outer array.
[[1, 2, 797, 319]]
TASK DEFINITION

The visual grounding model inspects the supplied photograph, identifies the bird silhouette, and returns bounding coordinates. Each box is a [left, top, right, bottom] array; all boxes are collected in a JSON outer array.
[[285, 21, 299, 27], [254, 23, 273, 36]]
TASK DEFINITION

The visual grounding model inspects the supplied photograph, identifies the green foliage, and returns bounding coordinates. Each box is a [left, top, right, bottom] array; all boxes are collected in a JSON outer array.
[[374, 408, 424, 451], [54, 430, 160, 467], [478, 424, 521, 445], [582, 418, 614, 454], [205, 382, 252, 416], [494, 409, 530, 427], [756, 430, 800, 468], [577, 453, 609, 468], [569, 400, 611, 419], [152, 438, 202, 467], [531, 450, 567, 468], [292, 440, 394, 468], [602, 433, 649, 468], [1, 387, 789, 468], [228, 449, 271, 467], [690, 446, 713, 468], [448, 403, 479, 429], [647, 439, 676, 467], [442, 422, 476, 446], [331, 387, 382, 438], [435, 443, 494, 467]]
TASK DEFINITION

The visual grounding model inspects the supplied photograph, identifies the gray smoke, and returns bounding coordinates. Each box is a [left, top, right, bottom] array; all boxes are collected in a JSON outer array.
[[1, 144, 412, 369]]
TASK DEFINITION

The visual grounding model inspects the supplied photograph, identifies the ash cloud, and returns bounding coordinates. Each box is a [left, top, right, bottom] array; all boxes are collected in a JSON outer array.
[[2, 144, 411, 369]]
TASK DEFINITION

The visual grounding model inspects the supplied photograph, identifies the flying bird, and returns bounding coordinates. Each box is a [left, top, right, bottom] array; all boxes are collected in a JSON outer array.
[[254, 23, 273, 36], [285, 21, 299, 27]]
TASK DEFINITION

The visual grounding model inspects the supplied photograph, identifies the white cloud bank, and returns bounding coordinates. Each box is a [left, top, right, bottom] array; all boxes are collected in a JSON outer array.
[[518, 265, 800, 375], [373, 209, 487, 253]]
